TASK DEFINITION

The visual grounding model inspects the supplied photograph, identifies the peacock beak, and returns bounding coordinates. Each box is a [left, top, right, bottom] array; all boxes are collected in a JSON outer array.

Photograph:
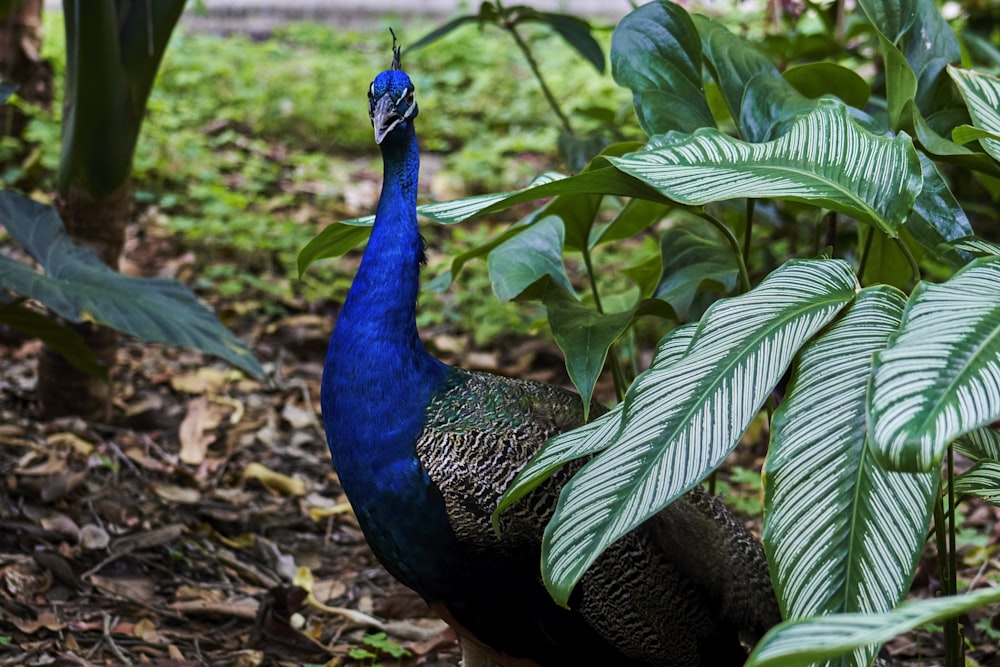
[[372, 94, 402, 145]]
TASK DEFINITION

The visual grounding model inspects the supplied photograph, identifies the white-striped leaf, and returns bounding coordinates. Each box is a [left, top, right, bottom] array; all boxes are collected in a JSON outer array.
[[948, 66, 1000, 163], [495, 324, 698, 523], [953, 460, 1000, 505], [608, 100, 922, 237], [954, 426, 1000, 462], [948, 235, 1000, 258], [764, 286, 937, 667], [745, 586, 1000, 667], [541, 258, 858, 605], [868, 256, 1000, 472]]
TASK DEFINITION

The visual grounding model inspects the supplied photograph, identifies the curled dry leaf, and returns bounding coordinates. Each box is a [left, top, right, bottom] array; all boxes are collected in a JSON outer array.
[[242, 462, 306, 496], [178, 395, 227, 465]]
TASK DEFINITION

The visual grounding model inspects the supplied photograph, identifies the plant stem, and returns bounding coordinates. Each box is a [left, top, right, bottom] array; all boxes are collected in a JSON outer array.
[[698, 211, 752, 294], [934, 486, 961, 667], [743, 199, 754, 265], [892, 235, 922, 286], [857, 227, 875, 284], [582, 245, 628, 402], [497, 3, 575, 137], [946, 444, 962, 666]]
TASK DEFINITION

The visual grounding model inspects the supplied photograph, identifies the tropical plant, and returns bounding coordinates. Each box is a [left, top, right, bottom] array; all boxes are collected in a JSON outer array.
[[408, 0, 614, 170], [0, 0, 263, 421], [301, 0, 1000, 664]]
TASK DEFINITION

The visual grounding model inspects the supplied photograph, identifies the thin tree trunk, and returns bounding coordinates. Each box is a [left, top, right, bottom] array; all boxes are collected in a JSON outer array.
[[0, 0, 52, 136], [37, 183, 130, 421]]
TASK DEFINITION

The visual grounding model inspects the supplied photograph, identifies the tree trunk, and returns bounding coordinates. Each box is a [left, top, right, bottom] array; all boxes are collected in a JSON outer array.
[[36, 183, 130, 421], [0, 0, 52, 136]]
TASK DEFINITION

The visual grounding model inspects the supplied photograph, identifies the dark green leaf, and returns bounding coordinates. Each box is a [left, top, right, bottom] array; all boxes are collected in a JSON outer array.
[[693, 14, 810, 142], [0, 300, 106, 378], [406, 14, 482, 52], [655, 222, 738, 320], [610, 0, 713, 135], [954, 426, 1000, 462], [0, 191, 262, 377], [488, 215, 573, 301], [783, 62, 870, 109], [543, 285, 634, 418], [534, 13, 605, 73], [905, 153, 974, 268], [857, 0, 918, 43], [589, 198, 670, 249]]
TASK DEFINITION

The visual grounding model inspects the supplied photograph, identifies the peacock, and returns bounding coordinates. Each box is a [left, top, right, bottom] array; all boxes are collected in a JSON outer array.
[[320, 41, 781, 667]]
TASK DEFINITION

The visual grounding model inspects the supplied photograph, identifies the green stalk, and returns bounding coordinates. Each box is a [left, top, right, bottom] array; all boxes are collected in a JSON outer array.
[[698, 211, 752, 294], [496, 1, 576, 137], [946, 445, 962, 666], [857, 227, 876, 284], [742, 199, 755, 265], [934, 488, 960, 667], [892, 235, 922, 286], [582, 245, 627, 402]]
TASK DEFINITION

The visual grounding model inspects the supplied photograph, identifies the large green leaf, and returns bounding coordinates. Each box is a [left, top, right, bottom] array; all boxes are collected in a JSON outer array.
[[869, 256, 1000, 472], [0, 191, 263, 377], [857, 0, 917, 44], [692, 13, 813, 142], [541, 258, 857, 605], [542, 285, 634, 419], [948, 66, 1000, 163], [524, 11, 605, 74], [487, 215, 573, 301], [764, 287, 937, 667], [495, 324, 697, 522], [609, 100, 922, 237], [610, 0, 713, 135], [904, 153, 974, 268], [745, 586, 1000, 667], [783, 62, 870, 109], [654, 221, 738, 320]]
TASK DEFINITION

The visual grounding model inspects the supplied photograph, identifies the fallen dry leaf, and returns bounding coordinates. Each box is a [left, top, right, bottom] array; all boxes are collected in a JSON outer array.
[[179, 396, 226, 465], [243, 462, 306, 496], [170, 367, 233, 394]]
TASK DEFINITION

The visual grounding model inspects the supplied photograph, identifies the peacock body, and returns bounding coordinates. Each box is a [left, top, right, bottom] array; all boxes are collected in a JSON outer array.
[[321, 48, 780, 667]]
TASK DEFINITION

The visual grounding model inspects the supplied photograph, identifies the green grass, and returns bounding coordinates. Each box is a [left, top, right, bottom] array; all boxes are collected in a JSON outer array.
[[17, 12, 635, 343]]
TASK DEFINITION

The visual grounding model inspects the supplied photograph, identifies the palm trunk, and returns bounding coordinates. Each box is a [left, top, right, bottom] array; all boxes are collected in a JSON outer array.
[[37, 183, 130, 420], [0, 0, 53, 141]]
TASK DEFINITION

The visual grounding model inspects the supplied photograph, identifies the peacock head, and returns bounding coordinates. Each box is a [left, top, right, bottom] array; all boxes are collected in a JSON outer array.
[[369, 35, 418, 145]]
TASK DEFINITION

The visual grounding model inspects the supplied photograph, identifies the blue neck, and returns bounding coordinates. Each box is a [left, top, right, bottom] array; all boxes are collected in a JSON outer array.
[[322, 123, 448, 476]]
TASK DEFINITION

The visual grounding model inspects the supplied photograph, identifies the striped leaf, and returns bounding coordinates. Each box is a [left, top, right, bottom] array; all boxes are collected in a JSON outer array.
[[746, 586, 1000, 667], [948, 66, 1000, 163], [541, 259, 858, 605], [868, 256, 1000, 472], [953, 460, 1000, 505], [948, 235, 1000, 257], [495, 324, 698, 521], [608, 100, 921, 237], [954, 426, 1000, 462], [764, 286, 937, 667]]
